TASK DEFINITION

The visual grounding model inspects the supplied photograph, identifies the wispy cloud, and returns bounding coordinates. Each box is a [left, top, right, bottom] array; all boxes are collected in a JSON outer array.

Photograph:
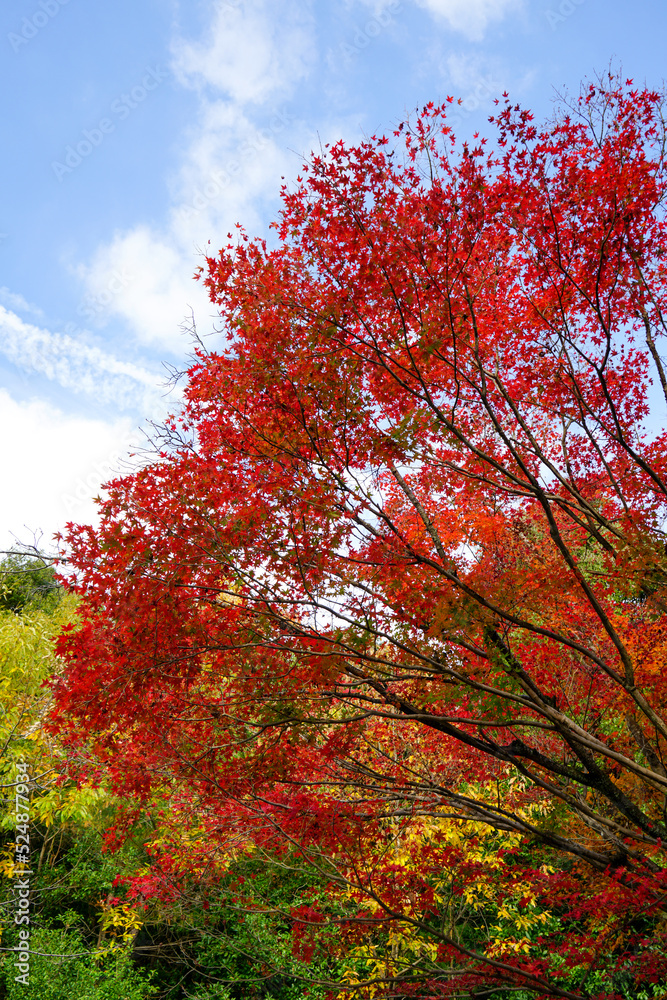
[[0, 287, 45, 321], [360, 0, 520, 40], [416, 0, 521, 39], [0, 306, 165, 414]]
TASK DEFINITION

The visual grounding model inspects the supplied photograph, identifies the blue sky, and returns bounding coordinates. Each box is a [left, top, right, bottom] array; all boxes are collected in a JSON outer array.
[[0, 0, 665, 551]]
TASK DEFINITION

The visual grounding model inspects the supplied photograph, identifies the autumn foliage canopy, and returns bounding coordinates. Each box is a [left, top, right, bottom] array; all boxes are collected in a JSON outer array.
[[53, 79, 667, 997]]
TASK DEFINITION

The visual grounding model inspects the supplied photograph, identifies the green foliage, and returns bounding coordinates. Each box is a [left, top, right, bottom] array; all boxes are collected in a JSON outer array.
[[0, 927, 157, 1000], [0, 555, 76, 776], [0, 555, 62, 616], [116, 848, 341, 1000]]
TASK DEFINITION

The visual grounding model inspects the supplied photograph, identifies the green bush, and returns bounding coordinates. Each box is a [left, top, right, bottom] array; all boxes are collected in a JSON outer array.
[[0, 928, 156, 1000]]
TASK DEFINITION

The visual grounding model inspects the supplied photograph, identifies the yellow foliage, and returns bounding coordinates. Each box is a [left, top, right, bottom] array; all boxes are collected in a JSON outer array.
[[334, 785, 557, 989], [96, 899, 144, 956]]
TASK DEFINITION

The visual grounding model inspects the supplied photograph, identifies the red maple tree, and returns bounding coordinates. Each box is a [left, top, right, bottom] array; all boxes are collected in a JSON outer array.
[[53, 76, 667, 996]]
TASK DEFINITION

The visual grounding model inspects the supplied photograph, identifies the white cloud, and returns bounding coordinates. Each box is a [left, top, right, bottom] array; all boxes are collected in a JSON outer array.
[[0, 389, 139, 552], [416, 0, 520, 39], [0, 306, 165, 415], [359, 0, 520, 40], [171, 0, 315, 104], [75, 227, 210, 355], [168, 101, 300, 244], [75, 103, 304, 351]]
